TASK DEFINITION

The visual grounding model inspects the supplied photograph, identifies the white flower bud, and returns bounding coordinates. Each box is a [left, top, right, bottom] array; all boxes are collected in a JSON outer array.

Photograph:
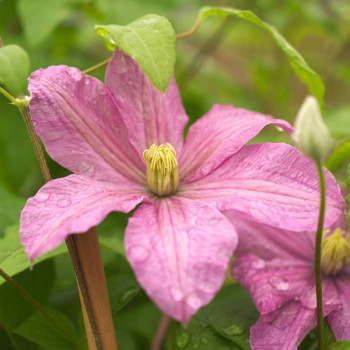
[[293, 96, 332, 164]]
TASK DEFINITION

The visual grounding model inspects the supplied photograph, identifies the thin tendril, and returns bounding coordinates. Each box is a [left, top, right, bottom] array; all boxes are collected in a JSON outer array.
[[83, 57, 112, 75], [315, 162, 326, 350], [175, 18, 203, 39]]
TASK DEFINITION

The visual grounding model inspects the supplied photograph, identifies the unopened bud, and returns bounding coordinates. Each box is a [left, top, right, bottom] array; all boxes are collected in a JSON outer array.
[[293, 96, 332, 164]]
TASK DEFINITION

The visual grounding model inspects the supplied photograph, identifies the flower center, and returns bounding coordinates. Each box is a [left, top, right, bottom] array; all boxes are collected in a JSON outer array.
[[143, 143, 179, 196], [321, 228, 350, 275]]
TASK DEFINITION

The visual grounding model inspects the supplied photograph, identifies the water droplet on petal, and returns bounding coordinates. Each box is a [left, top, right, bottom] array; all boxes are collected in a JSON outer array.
[[221, 324, 245, 336], [187, 293, 202, 309], [36, 192, 50, 203], [57, 198, 71, 208], [198, 280, 216, 294], [200, 337, 208, 344], [176, 332, 190, 348], [268, 276, 289, 291], [201, 163, 212, 175], [251, 259, 266, 269], [129, 246, 149, 263], [67, 67, 83, 81], [170, 287, 184, 302], [218, 248, 231, 261], [78, 161, 95, 177], [209, 216, 220, 225]]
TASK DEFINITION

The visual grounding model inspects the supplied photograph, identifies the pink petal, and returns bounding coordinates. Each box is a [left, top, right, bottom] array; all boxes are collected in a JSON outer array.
[[125, 197, 237, 323], [20, 175, 150, 262], [225, 210, 315, 260], [327, 274, 350, 340], [250, 301, 317, 350], [232, 255, 313, 315], [105, 48, 188, 157], [179, 105, 293, 182], [251, 297, 341, 350], [29, 66, 145, 184], [179, 143, 345, 231]]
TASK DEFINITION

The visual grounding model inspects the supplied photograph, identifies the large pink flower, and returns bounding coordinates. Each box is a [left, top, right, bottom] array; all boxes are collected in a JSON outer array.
[[230, 211, 350, 349], [20, 48, 345, 323]]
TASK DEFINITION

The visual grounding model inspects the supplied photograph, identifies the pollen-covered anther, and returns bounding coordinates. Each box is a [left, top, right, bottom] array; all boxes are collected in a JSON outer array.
[[321, 228, 350, 275], [143, 143, 179, 196]]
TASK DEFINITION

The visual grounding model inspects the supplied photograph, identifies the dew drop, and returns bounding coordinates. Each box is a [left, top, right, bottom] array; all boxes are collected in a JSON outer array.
[[201, 163, 212, 175], [36, 192, 50, 203], [251, 259, 266, 269], [221, 324, 245, 336], [170, 287, 184, 302], [187, 293, 202, 309], [57, 198, 71, 208], [129, 246, 149, 263], [208, 216, 221, 226], [200, 337, 208, 344], [176, 332, 190, 348], [268, 276, 289, 291], [67, 67, 82, 81], [218, 248, 231, 261], [79, 161, 95, 177]]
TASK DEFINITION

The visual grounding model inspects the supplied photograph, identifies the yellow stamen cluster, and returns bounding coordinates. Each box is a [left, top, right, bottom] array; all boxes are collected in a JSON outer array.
[[143, 143, 179, 196], [321, 228, 350, 275]]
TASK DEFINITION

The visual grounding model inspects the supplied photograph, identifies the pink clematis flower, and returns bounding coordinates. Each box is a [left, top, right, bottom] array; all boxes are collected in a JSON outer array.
[[230, 211, 350, 349], [20, 48, 345, 323]]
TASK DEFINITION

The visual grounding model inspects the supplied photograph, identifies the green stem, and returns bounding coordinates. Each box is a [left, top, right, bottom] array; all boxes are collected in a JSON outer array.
[[315, 162, 326, 350], [83, 57, 112, 75], [0, 267, 81, 347], [0, 86, 18, 105], [17, 102, 52, 182], [13, 99, 104, 349]]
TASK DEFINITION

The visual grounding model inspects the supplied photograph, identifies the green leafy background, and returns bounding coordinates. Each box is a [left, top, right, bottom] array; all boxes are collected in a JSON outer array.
[[1, 0, 350, 348]]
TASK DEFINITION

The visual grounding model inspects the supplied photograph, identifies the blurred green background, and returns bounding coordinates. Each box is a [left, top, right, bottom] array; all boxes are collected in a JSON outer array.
[[0, 0, 350, 348]]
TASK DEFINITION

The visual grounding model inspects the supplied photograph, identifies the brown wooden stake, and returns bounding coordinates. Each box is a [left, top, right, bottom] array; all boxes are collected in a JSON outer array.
[[74, 227, 118, 350]]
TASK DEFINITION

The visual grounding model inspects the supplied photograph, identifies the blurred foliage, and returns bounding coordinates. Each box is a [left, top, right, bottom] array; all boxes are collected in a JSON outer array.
[[0, 0, 349, 348]]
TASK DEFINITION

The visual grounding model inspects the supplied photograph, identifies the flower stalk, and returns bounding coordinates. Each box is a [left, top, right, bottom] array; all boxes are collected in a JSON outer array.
[[315, 162, 326, 350], [11, 98, 117, 349], [151, 313, 171, 350]]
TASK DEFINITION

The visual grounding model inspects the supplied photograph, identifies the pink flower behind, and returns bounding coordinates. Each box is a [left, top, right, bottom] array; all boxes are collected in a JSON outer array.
[[20, 48, 345, 323], [230, 211, 350, 349]]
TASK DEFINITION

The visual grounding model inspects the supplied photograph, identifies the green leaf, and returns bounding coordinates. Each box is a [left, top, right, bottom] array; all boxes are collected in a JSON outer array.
[[329, 341, 350, 350], [13, 308, 83, 350], [0, 184, 25, 235], [0, 260, 55, 332], [0, 44, 30, 97], [173, 284, 258, 349], [197, 6, 325, 109], [17, 0, 71, 46], [325, 140, 350, 173], [108, 274, 140, 315], [95, 14, 176, 92], [0, 225, 67, 285]]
